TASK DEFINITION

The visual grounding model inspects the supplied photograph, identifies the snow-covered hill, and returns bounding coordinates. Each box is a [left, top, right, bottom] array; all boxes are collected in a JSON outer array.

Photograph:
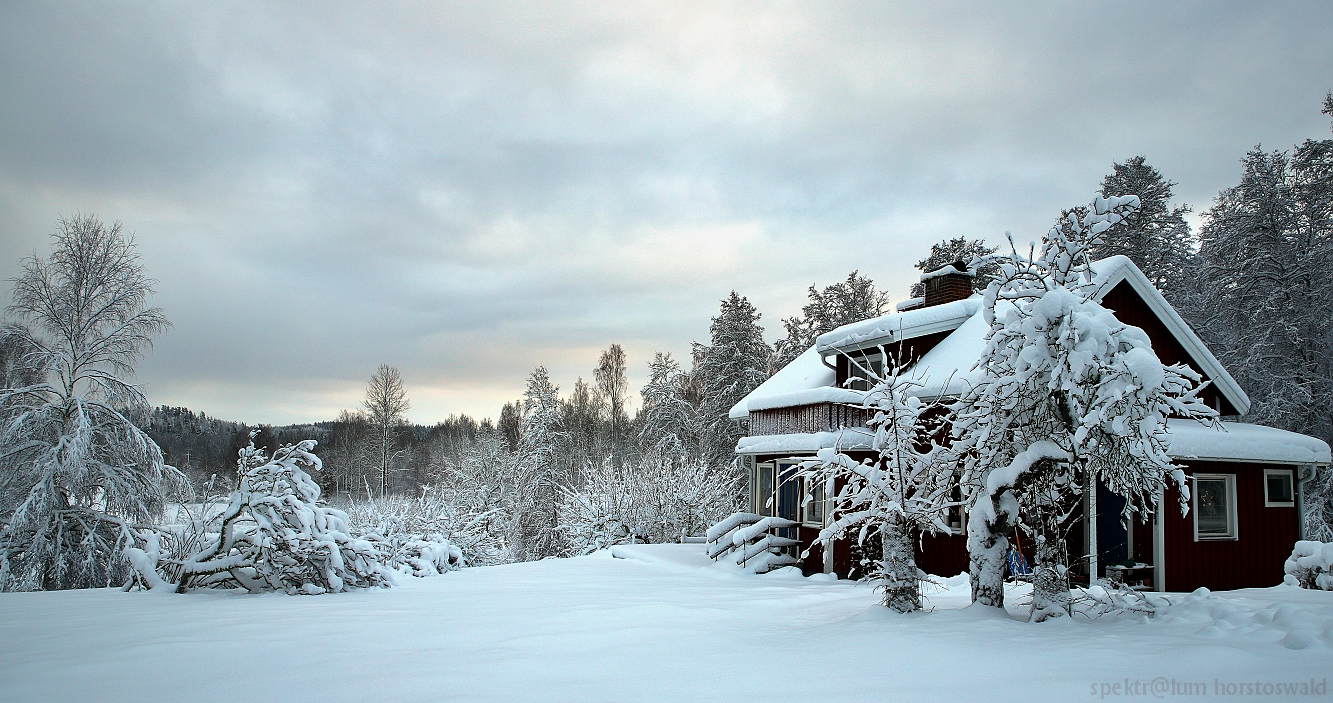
[[1, 544, 1329, 702]]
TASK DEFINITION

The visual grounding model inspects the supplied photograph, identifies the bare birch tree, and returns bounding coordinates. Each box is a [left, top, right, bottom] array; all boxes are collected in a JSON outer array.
[[362, 364, 410, 499]]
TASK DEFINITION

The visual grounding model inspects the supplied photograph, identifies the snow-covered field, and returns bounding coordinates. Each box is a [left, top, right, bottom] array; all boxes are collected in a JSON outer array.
[[2, 544, 1330, 703]]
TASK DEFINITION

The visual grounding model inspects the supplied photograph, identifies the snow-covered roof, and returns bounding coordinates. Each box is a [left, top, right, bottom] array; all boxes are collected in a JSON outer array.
[[919, 264, 975, 281], [735, 428, 875, 455], [732, 256, 1253, 421], [814, 297, 981, 354], [727, 346, 834, 420], [1164, 419, 1331, 465], [736, 421, 1330, 465], [745, 387, 865, 413]]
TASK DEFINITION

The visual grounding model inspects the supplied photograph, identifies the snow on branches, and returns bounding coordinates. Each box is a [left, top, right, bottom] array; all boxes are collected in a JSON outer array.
[[954, 193, 1217, 620], [799, 369, 956, 612], [127, 438, 390, 594], [560, 453, 740, 555]]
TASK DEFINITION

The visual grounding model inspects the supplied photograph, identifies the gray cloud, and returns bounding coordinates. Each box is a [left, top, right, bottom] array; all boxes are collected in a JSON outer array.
[[2, 1, 1330, 424]]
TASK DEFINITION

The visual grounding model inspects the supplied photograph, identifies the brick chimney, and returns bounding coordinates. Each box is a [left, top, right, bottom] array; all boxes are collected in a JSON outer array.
[[919, 260, 975, 308]]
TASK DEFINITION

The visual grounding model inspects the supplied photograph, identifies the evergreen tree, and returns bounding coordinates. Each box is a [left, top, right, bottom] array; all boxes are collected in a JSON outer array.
[[1082, 156, 1196, 295], [638, 352, 696, 456], [774, 272, 890, 369], [908, 238, 999, 298], [693, 292, 772, 468], [511, 366, 568, 560]]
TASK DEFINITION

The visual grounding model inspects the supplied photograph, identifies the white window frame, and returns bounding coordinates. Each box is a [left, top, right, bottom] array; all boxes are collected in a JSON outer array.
[[846, 351, 884, 392], [753, 461, 776, 517], [801, 476, 828, 527], [1192, 473, 1238, 541], [1264, 468, 1295, 507]]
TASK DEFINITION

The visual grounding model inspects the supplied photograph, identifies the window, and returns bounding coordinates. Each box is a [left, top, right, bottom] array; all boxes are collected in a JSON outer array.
[[946, 478, 964, 533], [802, 477, 826, 526], [1265, 469, 1295, 507], [846, 352, 884, 391], [755, 462, 775, 516], [1193, 474, 1237, 540]]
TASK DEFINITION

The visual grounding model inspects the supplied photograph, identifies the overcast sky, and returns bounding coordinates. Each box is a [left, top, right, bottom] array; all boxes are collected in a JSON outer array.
[[1, 2, 1330, 426]]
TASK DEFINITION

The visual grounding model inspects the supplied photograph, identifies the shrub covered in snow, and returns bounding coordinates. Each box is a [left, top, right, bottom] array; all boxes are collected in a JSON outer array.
[[126, 438, 390, 594], [1283, 540, 1333, 591], [560, 453, 741, 555]]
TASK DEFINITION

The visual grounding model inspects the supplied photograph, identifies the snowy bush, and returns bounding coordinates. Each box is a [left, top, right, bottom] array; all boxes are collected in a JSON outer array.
[[560, 453, 741, 555], [339, 493, 481, 575], [1283, 540, 1333, 591], [126, 438, 389, 594]]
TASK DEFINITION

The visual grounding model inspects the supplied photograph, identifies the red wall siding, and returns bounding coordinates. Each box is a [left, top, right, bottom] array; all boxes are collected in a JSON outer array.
[[1162, 461, 1300, 591], [1099, 281, 1238, 415], [917, 533, 969, 578]]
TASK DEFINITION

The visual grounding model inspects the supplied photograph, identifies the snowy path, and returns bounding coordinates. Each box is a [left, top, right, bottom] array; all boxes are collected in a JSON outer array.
[[1, 544, 1329, 702]]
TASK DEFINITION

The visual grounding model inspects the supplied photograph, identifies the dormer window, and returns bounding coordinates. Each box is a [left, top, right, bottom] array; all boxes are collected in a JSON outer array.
[[846, 351, 883, 391]]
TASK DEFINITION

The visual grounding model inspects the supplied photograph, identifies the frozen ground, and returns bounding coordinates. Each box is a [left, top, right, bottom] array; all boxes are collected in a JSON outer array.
[[1, 544, 1330, 703]]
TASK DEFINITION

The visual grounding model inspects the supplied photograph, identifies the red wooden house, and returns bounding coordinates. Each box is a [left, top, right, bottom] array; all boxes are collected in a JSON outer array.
[[729, 256, 1331, 592]]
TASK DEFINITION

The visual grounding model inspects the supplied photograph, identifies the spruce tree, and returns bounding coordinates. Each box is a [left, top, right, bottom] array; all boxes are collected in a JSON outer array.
[[1085, 156, 1196, 296], [693, 292, 771, 468]]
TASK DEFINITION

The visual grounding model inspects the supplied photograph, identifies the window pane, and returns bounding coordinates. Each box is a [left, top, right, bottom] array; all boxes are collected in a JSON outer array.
[[758, 465, 774, 516], [806, 480, 825, 524], [1267, 472, 1293, 503], [1196, 478, 1230, 535]]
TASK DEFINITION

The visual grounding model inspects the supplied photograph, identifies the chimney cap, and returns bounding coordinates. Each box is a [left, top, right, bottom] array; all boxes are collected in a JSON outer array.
[[920, 262, 976, 282]]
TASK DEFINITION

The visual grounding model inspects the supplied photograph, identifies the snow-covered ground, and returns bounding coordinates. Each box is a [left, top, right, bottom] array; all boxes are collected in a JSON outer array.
[[2, 544, 1330, 703]]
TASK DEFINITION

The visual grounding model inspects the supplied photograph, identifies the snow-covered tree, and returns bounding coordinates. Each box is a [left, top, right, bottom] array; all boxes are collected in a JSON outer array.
[[510, 366, 569, 560], [638, 352, 696, 456], [560, 452, 740, 554], [774, 272, 890, 369], [363, 364, 410, 498], [127, 438, 388, 593], [0, 324, 44, 393], [693, 292, 771, 467], [594, 344, 630, 464], [908, 238, 999, 299], [799, 369, 955, 612], [430, 426, 517, 565], [1183, 96, 1333, 538], [953, 195, 1216, 620], [0, 215, 179, 591], [1082, 156, 1196, 296]]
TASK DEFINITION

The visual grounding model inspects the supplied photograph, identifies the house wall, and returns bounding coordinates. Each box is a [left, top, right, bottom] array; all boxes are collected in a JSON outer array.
[[1160, 460, 1301, 591], [749, 403, 870, 435], [1100, 281, 1239, 415]]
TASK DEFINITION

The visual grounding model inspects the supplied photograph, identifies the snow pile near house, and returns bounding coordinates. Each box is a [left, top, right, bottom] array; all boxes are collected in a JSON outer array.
[[1152, 587, 1333, 650], [1284, 541, 1333, 591]]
